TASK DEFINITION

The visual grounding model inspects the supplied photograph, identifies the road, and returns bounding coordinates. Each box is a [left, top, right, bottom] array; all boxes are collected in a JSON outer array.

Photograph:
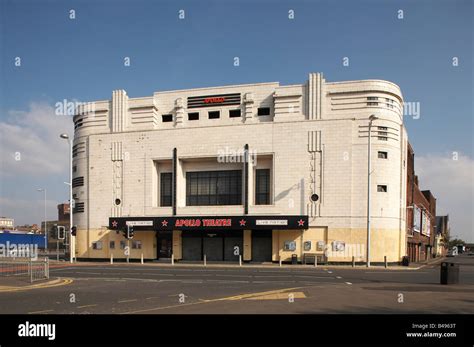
[[0, 255, 473, 314]]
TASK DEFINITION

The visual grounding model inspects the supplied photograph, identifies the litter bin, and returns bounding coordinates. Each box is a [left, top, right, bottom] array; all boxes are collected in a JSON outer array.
[[402, 256, 410, 266], [440, 262, 459, 285], [291, 254, 298, 265]]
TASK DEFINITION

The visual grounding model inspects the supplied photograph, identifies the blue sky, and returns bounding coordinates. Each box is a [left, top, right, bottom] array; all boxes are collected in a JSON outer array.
[[0, 0, 473, 241]]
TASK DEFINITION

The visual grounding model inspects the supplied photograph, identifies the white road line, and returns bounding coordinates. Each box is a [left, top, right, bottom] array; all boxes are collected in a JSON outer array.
[[345, 282, 352, 285], [336, 276, 342, 279], [118, 299, 138, 303]]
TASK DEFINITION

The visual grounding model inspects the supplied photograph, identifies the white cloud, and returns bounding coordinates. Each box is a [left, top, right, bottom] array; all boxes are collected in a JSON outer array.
[[0, 102, 74, 177], [415, 153, 474, 243]]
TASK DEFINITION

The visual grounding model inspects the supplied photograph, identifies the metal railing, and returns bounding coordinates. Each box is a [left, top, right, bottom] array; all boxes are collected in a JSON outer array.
[[0, 257, 49, 283]]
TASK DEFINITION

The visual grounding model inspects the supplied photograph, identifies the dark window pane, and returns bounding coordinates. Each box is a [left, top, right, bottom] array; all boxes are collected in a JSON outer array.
[[186, 170, 242, 206], [229, 109, 241, 118], [160, 173, 172, 206], [208, 111, 220, 119], [188, 112, 199, 120], [162, 114, 173, 122], [256, 169, 270, 205], [258, 107, 271, 116]]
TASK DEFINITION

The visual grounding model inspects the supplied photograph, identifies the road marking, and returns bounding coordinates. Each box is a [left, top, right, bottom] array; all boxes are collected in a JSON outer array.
[[345, 282, 352, 285], [246, 292, 307, 300], [0, 278, 73, 293], [145, 297, 160, 300], [118, 299, 138, 303], [28, 309, 54, 314], [123, 286, 305, 314], [77, 304, 97, 309], [336, 276, 342, 279], [363, 271, 429, 274], [327, 271, 333, 274]]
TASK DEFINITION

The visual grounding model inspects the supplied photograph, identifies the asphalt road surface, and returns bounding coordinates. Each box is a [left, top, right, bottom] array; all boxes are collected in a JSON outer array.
[[0, 255, 473, 314]]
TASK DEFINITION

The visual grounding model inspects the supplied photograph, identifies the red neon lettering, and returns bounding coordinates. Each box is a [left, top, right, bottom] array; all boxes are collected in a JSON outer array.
[[204, 97, 225, 104]]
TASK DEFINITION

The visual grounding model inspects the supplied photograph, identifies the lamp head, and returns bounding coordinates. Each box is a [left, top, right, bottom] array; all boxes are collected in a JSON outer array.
[[60, 134, 69, 139]]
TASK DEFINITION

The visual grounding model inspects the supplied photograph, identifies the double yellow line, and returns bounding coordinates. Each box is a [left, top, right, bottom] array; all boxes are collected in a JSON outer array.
[[0, 278, 73, 293]]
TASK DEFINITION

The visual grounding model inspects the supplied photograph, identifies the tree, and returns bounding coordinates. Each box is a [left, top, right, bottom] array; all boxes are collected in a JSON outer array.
[[448, 238, 465, 249]]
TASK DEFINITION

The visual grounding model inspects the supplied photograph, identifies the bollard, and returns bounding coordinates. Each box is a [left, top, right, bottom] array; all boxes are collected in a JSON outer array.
[[314, 255, 317, 267], [279, 258, 282, 267], [239, 255, 242, 267], [204, 254, 207, 266], [384, 256, 387, 268], [110, 253, 114, 264], [171, 253, 174, 265], [352, 256, 355, 268], [141, 253, 144, 264]]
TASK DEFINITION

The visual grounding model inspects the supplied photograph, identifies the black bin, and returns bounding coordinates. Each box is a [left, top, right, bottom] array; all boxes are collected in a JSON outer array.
[[440, 262, 459, 285], [402, 256, 410, 266], [291, 254, 298, 265]]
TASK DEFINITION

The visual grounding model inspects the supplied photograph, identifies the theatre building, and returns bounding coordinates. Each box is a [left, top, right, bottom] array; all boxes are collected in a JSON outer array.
[[73, 72, 409, 264]]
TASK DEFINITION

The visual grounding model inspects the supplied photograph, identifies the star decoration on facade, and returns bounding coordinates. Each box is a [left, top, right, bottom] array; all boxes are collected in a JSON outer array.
[[161, 220, 168, 227], [112, 220, 118, 228], [297, 219, 305, 227], [239, 219, 246, 226]]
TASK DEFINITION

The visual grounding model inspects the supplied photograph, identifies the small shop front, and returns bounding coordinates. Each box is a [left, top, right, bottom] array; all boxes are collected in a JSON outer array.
[[109, 215, 308, 262]]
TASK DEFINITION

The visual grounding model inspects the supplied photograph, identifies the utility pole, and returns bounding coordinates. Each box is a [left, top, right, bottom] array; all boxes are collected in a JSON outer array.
[[367, 115, 378, 268]]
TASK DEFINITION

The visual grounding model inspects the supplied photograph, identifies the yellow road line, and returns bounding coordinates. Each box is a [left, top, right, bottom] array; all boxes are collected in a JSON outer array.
[[0, 278, 73, 293], [77, 304, 97, 309], [123, 286, 305, 314], [245, 291, 306, 300], [28, 309, 55, 314]]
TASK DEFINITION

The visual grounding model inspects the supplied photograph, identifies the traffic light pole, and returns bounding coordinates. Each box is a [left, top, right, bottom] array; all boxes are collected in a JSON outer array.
[[127, 239, 130, 263]]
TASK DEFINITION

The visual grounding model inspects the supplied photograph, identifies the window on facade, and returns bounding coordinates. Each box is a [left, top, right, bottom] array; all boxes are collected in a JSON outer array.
[[160, 172, 172, 207], [162, 114, 173, 122], [378, 151, 388, 159], [367, 102, 379, 106], [229, 109, 241, 118], [188, 112, 199, 121], [186, 170, 242, 206], [367, 97, 378, 100], [92, 241, 103, 250], [377, 185, 388, 192], [120, 241, 126, 250], [109, 241, 115, 249], [132, 240, 142, 249], [255, 169, 270, 205], [72, 176, 84, 188], [378, 136, 388, 141], [258, 107, 271, 116], [378, 126, 388, 130], [208, 111, 220, 119]]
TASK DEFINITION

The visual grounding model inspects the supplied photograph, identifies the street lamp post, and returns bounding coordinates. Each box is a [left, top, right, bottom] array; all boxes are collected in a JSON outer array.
[[37, 188, 47, 250], [60, 133, 74, 263], [367, 115, 378, 268]]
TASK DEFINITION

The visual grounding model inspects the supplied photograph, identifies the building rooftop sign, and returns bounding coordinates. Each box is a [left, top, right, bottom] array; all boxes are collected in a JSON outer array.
[[187, 93, 241, 109]]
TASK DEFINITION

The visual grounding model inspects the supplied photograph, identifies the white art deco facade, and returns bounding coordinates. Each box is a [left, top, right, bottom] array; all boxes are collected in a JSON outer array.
[[72, 72, 408, 263]]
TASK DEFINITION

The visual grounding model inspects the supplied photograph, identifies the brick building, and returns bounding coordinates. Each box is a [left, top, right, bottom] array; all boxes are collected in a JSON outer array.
[[406, 143, 437, 262]]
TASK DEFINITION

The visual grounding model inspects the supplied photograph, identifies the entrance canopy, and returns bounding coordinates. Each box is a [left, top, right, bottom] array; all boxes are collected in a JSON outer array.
[[109, 215, 308, 231]]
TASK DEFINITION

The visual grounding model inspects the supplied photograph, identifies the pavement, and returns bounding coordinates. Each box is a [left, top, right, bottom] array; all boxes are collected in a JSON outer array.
[[0, 254, 472, 314]]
